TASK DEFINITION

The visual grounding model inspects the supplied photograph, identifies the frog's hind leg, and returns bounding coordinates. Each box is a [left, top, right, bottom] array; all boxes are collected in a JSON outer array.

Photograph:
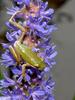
[[9, 11, 25, 32], [9, 5, 26, 32], [9, 45, 21, 64]]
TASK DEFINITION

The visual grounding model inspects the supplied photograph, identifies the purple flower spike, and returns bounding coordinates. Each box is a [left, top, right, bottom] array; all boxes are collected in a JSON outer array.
[[0, 0, 57, 99]]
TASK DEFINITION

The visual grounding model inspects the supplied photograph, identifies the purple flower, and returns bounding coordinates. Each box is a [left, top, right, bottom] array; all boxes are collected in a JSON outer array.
[[6, 22, 19, 30], [6, 30, 21, 42], [1, 50, 16, 67], [14, 0, 30, 8], [0, 0, 57, 99], [7, 6, 20, 15]]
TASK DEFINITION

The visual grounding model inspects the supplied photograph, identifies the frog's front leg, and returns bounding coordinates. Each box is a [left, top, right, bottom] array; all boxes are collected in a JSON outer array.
[[22, 63, 34, 77]]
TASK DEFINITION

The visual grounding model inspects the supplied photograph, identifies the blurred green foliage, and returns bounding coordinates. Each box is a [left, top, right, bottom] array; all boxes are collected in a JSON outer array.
[[0, 0, 4, 10], [73, 95, 75, 100], [0, 0, 2, 3]]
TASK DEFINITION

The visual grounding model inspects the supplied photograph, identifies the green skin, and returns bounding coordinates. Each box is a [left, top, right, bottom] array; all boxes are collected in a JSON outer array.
[[14, 41, 46, 70]]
